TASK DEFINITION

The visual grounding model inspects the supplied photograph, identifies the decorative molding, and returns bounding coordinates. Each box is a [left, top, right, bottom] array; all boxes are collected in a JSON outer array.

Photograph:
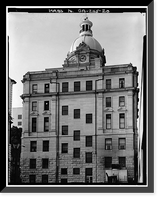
[[30, 111, 39, 116], [42, 111, 51, 115], [117, 107, 128, 112], [104, 107, 114, 112]]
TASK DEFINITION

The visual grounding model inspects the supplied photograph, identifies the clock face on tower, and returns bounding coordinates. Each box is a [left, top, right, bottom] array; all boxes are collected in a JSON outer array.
[[79, 54, 86, 62]]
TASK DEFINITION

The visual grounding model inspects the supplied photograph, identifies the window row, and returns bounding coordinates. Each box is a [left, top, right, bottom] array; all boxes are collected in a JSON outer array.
[[30, 140, 49, 152], [29, 151, 93, 170], [31, 113, 125, 132], [61, 167, 93, 183], [32, 83, 50, 94], [30, 136, 92, 153], [31, 117, 49, 132], [31, 78, 125, 94], [31, 113, 92, 133], [105, 96, 125, 107], [31, 95, 126, 114], [106, 113, 125, 129], [29, 174, 48, 184], [29, 168, 93, 183], [105, 138, 126, 150], [105, 156, 126, 168], [32, 101, 49, 111], [30, 137, 126, 153], [61, 145, 92, 163], [30, 158, 49, 169]]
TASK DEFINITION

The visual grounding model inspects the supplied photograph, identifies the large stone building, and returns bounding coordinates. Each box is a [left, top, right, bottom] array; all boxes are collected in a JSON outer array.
[[20, 17, 139, 184]]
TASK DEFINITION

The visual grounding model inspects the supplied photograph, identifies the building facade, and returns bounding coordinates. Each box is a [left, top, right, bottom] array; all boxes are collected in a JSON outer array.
[[12, 107, 23, 128], [20, 17, 139, 184]]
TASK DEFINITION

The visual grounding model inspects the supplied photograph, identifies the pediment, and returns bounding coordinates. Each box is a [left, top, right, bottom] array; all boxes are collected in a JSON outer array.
[[75, 41, 90, 52]]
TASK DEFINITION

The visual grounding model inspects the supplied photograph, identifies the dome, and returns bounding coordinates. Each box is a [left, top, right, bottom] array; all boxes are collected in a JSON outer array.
[[70, 35, 102, 53]]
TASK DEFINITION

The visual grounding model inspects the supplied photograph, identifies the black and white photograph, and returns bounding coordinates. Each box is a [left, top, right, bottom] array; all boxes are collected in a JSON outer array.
[[5, 5, 154, 193]]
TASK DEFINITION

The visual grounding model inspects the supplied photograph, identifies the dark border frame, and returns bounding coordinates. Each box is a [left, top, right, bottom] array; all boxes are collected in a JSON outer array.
[[3, 3, 154, 193]]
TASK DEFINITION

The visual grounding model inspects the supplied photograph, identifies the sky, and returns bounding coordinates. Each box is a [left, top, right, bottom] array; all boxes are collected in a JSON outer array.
[[7, 11, 146, 108]]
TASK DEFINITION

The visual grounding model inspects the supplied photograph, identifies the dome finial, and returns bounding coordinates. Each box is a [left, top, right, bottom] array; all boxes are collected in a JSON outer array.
[[83, 13, 88, 20], [79, 15, 93, 36]]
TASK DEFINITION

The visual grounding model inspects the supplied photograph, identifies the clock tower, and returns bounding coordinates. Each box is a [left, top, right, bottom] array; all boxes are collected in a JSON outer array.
[[63, 16, 106, 69]]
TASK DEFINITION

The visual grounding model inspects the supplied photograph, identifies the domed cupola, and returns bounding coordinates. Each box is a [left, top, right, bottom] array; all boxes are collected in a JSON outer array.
[[70, 16, 103, 53], [63, 16, 106, 68], [79, 16, 93, 37]]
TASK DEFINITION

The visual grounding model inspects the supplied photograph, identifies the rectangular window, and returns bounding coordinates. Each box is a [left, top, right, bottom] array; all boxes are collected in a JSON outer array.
[[73, 130, 80, 141], [86, 136, 92, 147], [85, 168, 92, 176], [73, 148, 80, 158], [42, 175, 48, 183], [29, 175, 36, 183], [86, 80, 92, 91], [32, 84, 37, 93], [44, 117, 49, 132], [62, 82, 68, 92], [61, 168, 67, 175], [119, 113, 125, 129], [32, 118, 37, 132], [44, 83, 50, 93], [62, 105, 68, 115], [44, 101, 49, 110], [32, 101, 37, 111], [119, 157, 126, 168], [30, 159, 36, 169], [106, 79, 111, 89], [118, 138, 126, 150], [106, 114, 111, 129], [74, 81, 80, 92], [30, 141, 37, 152], [119, 96, 125, 107], [18, 114, 22, 119], [62, 125, 68, 135], [105, 157, 112, 168], [73, 168, 80, 175], [74, 109, 80, 119], [105, 138, 112, 150], [86, 114, 92, 124], [86, 152, 92, 163], [119, 78, 125, 88], [18, 121, 22, 126], [42, 158, 49, 169], [43, 140, 49, 152], [106, 97, 111, 107], [62, 143, 68, 153]]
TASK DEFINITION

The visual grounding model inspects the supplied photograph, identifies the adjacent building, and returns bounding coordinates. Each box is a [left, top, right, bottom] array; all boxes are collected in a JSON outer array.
[[12, 107, 23, 128], [20, 17, 139, 184]]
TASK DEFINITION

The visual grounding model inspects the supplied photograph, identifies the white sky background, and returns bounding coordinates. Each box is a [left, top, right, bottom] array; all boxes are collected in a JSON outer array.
[[8, 11, 146, 107]]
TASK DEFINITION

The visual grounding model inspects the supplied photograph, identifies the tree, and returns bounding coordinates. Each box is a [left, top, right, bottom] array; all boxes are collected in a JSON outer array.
[[10, 126, 22, 184]]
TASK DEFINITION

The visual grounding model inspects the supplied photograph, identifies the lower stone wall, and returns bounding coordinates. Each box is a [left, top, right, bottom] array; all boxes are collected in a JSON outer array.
[[20, 155, 135, 183], [20, 157, 56, 183]]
